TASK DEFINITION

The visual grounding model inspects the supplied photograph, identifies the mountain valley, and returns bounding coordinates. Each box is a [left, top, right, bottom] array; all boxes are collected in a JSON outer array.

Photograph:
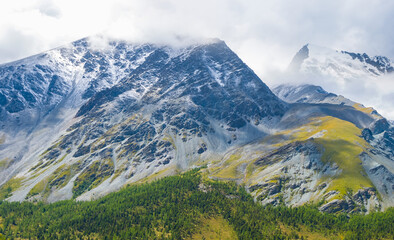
[[0, 37, 393, 216]]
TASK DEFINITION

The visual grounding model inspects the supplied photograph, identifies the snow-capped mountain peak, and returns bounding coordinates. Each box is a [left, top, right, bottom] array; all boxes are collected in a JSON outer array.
[[289, 43, 394, 78]]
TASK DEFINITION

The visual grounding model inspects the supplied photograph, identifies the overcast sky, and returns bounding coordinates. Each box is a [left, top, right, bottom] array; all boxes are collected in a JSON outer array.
[[1, 0, 394, 117]]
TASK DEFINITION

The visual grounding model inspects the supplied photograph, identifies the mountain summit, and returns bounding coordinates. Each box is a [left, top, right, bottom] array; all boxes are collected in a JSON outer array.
[[0, 37, 286, 202]]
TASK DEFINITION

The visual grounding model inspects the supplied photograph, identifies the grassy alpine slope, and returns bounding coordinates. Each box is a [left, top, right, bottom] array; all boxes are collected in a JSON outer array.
[[0, 169, 393, 240]]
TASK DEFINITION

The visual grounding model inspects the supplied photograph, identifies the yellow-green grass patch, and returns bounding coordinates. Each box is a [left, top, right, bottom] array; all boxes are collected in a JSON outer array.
[[191, 215, 238, 240], [27, 162, 78, 200], [0, 158, 10, 168], [72, 158, 115, 198], [353, 103, 380, 118], [210, 154, 244, 179], [0, 176, 24, 199], [134, 166, 178, 184], [27, 178, 48, 198]]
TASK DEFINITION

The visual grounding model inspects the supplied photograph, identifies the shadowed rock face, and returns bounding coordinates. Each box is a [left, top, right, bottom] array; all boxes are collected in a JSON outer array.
[[319, 188, 380, 214], [0, 38, 160, 133], [362, 128, 374, 142], [77, 41, 286, 124], [370, 118, 390, 134], [369, 127, 394, 160]]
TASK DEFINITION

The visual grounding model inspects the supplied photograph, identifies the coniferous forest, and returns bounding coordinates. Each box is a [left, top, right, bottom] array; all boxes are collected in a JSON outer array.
[[0, 169, 393, 239]]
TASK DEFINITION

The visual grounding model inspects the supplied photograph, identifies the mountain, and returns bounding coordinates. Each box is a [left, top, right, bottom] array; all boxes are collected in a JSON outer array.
[[271, 82, 394, 211], [0, 37, 393, 214], [279, 45, 394, 212], [0, 37, 287, 202], [282, 45, 394, 198]]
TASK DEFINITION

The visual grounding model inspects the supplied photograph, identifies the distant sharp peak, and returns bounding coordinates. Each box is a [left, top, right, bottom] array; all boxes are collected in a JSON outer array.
[[288, 44, 310, 71], [289, 43, 394, 75], [289, 43, 336, 68]]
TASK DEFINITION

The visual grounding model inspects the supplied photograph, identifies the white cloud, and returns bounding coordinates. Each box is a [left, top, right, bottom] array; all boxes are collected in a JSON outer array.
[[38, 0, 61, 18]]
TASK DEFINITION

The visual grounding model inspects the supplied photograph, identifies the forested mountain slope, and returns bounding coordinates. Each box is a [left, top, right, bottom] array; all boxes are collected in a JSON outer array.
[[0, 169, 393, 239]]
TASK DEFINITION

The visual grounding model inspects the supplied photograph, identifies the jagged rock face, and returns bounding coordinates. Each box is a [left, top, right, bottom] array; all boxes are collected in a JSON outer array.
[[362, 128, 374, 142], [251, 141, 329, 207], [370, 118, 390, 134], [367, 127, 394, 160], [319, 188, 380, 214], [0, 38, 156, 133]]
